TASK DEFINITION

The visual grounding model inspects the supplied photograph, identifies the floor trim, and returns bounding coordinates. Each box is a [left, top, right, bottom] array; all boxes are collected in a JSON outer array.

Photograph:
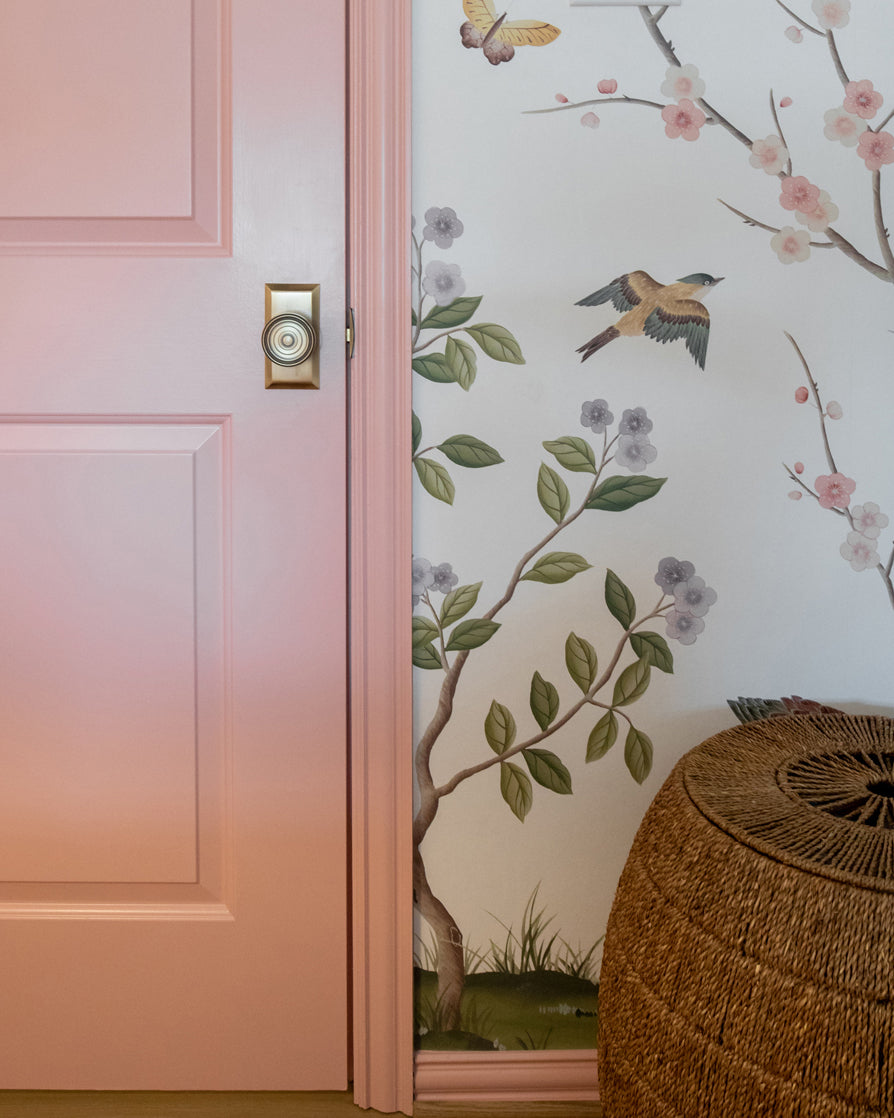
[[414, 1050, 599, 1104]]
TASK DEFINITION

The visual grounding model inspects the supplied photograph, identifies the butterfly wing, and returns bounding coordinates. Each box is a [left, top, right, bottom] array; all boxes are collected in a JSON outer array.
[[496, 19, 561, 46], [463, 0, 499, 31]]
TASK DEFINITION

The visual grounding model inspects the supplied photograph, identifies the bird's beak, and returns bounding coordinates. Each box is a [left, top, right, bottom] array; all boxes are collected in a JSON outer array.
[[712, 277, 725, 285]]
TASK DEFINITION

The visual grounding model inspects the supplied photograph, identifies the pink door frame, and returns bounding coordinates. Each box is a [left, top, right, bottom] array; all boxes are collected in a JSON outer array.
[[347, 2, 414, 1114]]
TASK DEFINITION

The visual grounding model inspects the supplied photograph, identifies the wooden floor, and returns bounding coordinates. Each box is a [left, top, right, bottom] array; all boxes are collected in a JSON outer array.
[[0, 1092, 603, 1117]]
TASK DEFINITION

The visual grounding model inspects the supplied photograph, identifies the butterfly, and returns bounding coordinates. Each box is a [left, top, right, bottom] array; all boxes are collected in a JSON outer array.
[[460, 0, 561, 66]]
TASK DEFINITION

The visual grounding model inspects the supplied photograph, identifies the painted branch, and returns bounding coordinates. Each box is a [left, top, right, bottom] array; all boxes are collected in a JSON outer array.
[[718, 198, 834, 245], [773, 0, 824, 35], [871, 169, 894, 279], [414, 847, 465, 1032], [826, 30, 850, 88]]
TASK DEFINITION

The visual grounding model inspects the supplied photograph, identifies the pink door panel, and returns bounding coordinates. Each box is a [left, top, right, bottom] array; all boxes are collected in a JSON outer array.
[[0, 0, 348, 1089]]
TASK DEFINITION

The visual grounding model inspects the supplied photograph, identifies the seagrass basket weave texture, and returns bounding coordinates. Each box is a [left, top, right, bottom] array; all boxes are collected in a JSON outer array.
[[598, 713, 894, 1118]]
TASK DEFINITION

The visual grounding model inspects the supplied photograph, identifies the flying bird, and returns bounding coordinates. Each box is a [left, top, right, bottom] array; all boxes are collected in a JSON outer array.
[[575, 270, 723, 369]]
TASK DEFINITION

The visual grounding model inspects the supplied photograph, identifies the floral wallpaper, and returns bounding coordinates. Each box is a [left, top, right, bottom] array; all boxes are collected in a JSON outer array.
[[412, 0, 894, 1052]]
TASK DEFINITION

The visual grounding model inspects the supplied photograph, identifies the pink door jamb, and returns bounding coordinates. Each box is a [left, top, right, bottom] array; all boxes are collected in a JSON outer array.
[[348, 1, 414, 1114]]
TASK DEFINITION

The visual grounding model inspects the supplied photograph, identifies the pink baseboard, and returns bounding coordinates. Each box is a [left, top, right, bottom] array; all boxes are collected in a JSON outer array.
[[414, 1049, 600, 1103]]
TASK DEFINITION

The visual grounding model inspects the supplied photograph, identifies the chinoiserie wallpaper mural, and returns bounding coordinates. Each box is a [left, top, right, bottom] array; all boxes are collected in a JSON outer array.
[[411, 0, 894, 1051]]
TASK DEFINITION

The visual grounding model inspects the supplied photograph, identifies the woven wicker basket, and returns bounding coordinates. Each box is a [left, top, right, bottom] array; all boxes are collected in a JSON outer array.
[[599, 713, 894, 1117]]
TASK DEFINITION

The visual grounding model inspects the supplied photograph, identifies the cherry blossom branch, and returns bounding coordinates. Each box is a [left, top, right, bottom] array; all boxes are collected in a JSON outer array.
[[773, 0, 824, 35], [525, 94, 670, 118], [825, 30, 850, 89], [769, 89, 793, 176], [871, 170, 894, 279], [637, 6, 753, 149], [785, 332, 838, 473], [718, 199, 835, 247], [784, 332, 894, 609]]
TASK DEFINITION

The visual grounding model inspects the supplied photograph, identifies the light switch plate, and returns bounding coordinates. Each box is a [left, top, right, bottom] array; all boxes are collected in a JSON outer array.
[[570, 1, 681, 6]]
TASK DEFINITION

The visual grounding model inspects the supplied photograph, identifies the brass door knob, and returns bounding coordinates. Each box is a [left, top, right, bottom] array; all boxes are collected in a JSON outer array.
[[262, 313, 317, 366]]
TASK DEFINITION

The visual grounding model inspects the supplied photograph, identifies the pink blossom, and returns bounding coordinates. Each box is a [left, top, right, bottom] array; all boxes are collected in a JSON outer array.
[[843, 80, 884, 120], [851, 502, 889, 539], [749, 135, 789, 175], [825, 400, 843, 419], [597, 79, 617, 95], [857, 130, 894, 171], [795, 461, 805, 474], [795, 387, 809, 403], [660, 64, 705, 102], [812, 0, 850, 29], [840, 532, 879, 572], [824, 107, 866, 147], [661, 99, 706, 142], [580, 112, 600, 129], [796, 189, 839, 232], [785, 25, 803, 42], [780, 175, 821, 213], [788, 490, 803, 501], [555, 93, 569, 104], [780, 96, 793, 108], [815, 472, 856, 509], [771, 226, 811, 264]]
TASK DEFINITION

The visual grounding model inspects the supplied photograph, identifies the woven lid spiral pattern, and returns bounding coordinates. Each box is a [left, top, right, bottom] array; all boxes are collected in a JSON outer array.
[[598, 714, 894, 1117]]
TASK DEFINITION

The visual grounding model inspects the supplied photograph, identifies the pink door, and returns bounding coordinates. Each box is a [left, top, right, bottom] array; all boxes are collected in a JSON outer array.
[[0, 0, 349, 1089]]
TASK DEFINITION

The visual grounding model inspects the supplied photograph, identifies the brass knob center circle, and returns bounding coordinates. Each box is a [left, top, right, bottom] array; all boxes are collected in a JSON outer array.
[[263, 313, 317, 366]]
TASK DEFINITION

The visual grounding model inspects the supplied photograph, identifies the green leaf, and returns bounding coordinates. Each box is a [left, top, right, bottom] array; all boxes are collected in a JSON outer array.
[[411, 308, 417, 326], [530, 671, 559, 731], [419, 296, 483, 330], [412, 645, 443, 670], [485, 700, 517, 755], [604, 569, 636, 630], [537, 463, 570, 524], [411, 410, 422, 455], [624, 726, 654, 784], [440, 582, 482, 628], [412, 353, 458, 384], [521, 552, 592, 585], [500, 762, 533, 821], [542, 437, 597, 475], [445, 617, 501, 652], [466, 323, 525, 364], [437, 434, 504, 469], [586, 475, 667, 512], [630, 631, 674, 674], [587, 711, 618, 762], [565, 632, 598, 694], [522, 748, 573, 795], [412, 616, 439, 648], [414, 457, 455, 504], [612, 659, 651, 708], [445, 335, 478, 391]]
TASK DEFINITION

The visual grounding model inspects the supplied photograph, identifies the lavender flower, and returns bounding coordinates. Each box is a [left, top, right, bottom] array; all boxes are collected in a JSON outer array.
[[618, 407, 653, 437], [422, 261, 466, 306], [412, 557, 434, 607], [672, 576, 717, 618], [580, 399, 614, 434], [430, 563, 459, 594], [615, 433, 657, 473], [654, 557, 695, 594], [422, 207, 465, 249], [666, 610, 705, 645]]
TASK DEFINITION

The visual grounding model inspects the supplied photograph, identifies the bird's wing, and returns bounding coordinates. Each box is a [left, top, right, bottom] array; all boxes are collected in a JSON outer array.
[[575, 271, 662, 312], [495, 20, 561, 46], [643, 299, 710, 370]]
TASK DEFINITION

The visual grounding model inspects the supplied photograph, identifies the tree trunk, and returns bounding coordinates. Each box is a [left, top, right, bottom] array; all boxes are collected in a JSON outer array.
[[414, 845, 465, 1031]]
